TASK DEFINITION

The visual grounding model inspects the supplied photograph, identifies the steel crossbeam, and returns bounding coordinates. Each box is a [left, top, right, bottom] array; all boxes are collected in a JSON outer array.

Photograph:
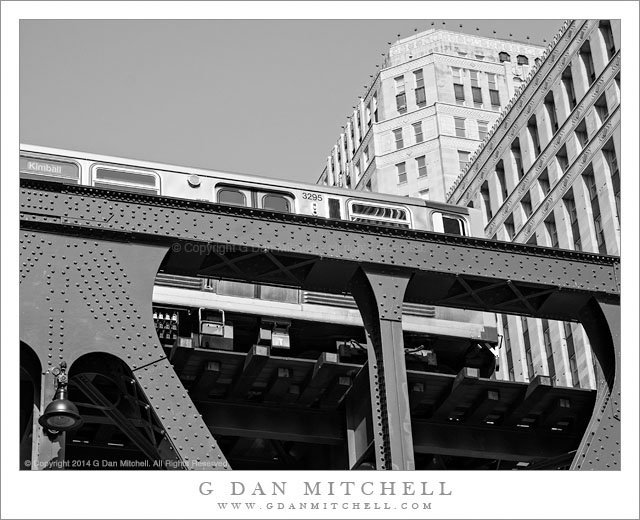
[[20, 181, 621, 471]]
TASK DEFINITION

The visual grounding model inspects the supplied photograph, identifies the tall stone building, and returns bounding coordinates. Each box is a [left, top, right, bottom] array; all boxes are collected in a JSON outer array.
[[447, 19, 620, 389], [317, 28, 546, 201]]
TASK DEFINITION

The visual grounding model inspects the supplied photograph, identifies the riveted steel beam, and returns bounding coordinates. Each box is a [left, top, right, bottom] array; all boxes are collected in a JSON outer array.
[[349, 267, 414, 470], [571, 298, 621, 470], [20, 230, 230, 470], [412, 420, 579, 461], [195, 401, 345, 444], [20, 182, 619, 304]]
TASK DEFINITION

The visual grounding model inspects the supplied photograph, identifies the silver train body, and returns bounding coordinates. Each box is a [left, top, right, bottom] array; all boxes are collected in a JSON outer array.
[[20, 144, 484, 237]]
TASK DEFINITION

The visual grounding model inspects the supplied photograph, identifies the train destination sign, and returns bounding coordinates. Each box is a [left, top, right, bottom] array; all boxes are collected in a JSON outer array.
[[20, 156, 79, 182]]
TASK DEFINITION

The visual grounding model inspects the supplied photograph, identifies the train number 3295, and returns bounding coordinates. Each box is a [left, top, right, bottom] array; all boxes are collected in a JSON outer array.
[[302, 192, 323, 201]]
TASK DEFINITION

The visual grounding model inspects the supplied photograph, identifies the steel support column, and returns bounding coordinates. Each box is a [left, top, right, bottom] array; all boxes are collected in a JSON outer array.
[[349, 267, 414, 470], [571, 298, 621, 470], [19, 231, 230, 469]]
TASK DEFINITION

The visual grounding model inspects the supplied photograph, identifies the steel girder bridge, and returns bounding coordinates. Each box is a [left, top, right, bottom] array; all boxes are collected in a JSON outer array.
[[19, 179, 620, 470]]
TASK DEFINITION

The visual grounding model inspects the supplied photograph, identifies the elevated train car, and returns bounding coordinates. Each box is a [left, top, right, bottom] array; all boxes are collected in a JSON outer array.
[[20, 144, 484, 238]]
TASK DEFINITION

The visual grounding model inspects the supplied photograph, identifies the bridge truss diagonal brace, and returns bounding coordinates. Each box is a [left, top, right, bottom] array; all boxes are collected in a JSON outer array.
[[571, 298, 621, 470], [133, 358, 230, 470], [349, 266, 414, 471]]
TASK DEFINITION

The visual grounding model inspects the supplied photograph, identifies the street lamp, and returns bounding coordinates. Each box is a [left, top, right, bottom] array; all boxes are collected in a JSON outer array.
[[38, 361, 83, 433]]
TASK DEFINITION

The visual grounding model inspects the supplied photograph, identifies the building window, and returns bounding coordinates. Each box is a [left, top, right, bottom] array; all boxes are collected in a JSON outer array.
[[599, 20, 616, 60], [594, 214, 606, 253], [521, 317, 535, 380], [489, 89, 500, 108], [542, 319, 555, 381], [458, 150, 470, 171], [562, 66, 577, 110], [470, 70, 482, 107], [521, 192, 532, 218], [603, 142, 620, 219], [564, 189, 581, 251], [594, 93, 609, 125], [556, 145, 569, 173], [365, 180, 372, 192], [395, 76, 407, 112], [414, 69, 426, 106], [528, 116, 541, 156], [413, 122, 424, 143], [575, 119, 589, 149], [481, 180, 492, 221], [487, 73, 500, 109], [416, 155, 427, 177], [498, 52, 511, 63], [366, 102, 372, 127], [354, 160, 361, 180], [478, 120, 489, 141], [502, 315, 515, 381], [373, 94, 378, 123], [580, 40, 596, 85], [495, 160, 508, 201], [393, 128, 404, 150], [511, 138, 524, 180], [418, 189, 429, 199], [504, 215, 515, 240], [472, 86, 483, 107], [564, 322, 580, 387], [396, 162, 407, 184], [544, 91, 559, 133], [452, 67, 465, 105], [545, 215, 559, 248], [517, 55, 529, 65], [454, 117, 466, 138], [538, 169, 551, 195]]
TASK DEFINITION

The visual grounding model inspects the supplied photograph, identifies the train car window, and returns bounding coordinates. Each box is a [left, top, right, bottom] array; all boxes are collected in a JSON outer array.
[[432, 212, 467, 236], [20, 155, 80, 184], [262, 194, 291, 213], [218, 188, 247, 206], [348, 201, 412, 228], [94, 167, 160, 195]]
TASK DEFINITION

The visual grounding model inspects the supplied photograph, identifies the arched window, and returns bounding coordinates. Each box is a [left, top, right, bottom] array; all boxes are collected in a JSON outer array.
[[262, 194, 291, 213], [498, 52, 511, 63], [218, 188, 246, 206], [517, 55, 529, 65]]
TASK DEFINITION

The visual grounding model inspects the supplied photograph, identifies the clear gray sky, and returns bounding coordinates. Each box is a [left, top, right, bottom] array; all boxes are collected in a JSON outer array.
[[20, 19, 563, 183]]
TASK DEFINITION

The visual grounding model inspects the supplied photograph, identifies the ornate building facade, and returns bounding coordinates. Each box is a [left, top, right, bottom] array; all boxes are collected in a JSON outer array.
[[447, 19, 620, 389]]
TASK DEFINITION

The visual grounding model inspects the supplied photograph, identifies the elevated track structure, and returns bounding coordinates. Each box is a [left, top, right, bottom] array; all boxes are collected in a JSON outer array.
[[20, 179, 620, 470]]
